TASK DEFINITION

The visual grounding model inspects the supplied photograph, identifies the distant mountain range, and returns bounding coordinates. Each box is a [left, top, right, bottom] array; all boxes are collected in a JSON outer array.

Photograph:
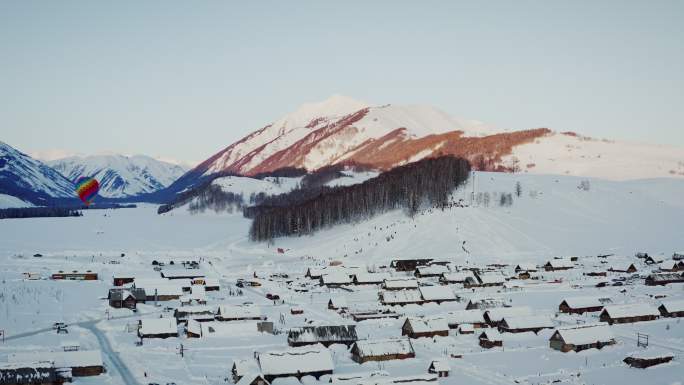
[[0, 141, 77, 208], [3, 95, 683, 208], [49, 154, 186, 198], [0, 141, 187, 208]]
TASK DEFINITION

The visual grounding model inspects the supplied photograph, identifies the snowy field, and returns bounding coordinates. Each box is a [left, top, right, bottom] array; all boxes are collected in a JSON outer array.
[[1, 172, 683, 385]]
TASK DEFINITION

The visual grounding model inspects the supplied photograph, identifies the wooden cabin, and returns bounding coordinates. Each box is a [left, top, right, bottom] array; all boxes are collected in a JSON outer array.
[[599, 304, 660, 325], [414, 265, 449, 278], [108, 289, 138, 309], [658, 300, 684, 318], [401, 317, 449, 339], [138, 318, 178, 339], [543, 259, 574, 271], [608, 263, 638, 273], [484, 307, 531, 327], [216, 304, 263, 321], [257, 346, 334, 382], [549, 323, 616, 352], [380, 290, 422, 306], [498, 315, 553, 334], [645, 272, 684, 286], [350, 338, 415, 363], [0, 363, 57, 385], [418, 286, 457, 304], [8, 350, 104, 377], [428, 360, 450, 378], [624, 350, 674, 368], [478, 330, 503, 349], [558, 296, 611, 314], [112, 275, 134, 286]]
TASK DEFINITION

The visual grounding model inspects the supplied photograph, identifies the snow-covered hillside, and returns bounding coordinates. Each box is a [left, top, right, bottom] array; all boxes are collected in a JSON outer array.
[[504, 132, 684, 180], [0, 193, 34, 209], [0, 141, 76, 206], [49, 154, 187, 198], [3, 173, 683, 260]]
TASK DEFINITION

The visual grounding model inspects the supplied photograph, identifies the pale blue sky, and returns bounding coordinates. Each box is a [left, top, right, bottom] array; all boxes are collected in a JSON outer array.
[[1, 0, 682, 164]]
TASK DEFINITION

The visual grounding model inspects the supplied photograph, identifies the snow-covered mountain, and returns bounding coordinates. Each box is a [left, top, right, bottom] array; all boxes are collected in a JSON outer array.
[[0, 141, 76, 206], [183, 95, 684, 183], [49, 154, 187, 198]]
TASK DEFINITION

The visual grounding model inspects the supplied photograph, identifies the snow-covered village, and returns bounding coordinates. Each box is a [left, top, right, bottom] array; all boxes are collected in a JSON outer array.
[[2, 2, 684, 385]]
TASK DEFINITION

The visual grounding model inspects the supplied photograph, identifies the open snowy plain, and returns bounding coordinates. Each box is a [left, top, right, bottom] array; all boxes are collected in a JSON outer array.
[[1, 172, 683, 385]]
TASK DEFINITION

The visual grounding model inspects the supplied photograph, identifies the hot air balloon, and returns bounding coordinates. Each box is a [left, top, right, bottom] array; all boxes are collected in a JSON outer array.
[[75, 176, 100, 206]]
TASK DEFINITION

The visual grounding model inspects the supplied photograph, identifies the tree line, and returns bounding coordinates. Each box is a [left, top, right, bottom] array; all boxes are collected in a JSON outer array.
[[248, 156, 471, 242], [0, 206, 83, 219]]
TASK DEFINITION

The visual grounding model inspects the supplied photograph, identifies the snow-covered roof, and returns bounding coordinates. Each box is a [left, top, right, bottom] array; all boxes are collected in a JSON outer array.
[[479, 329, 503, 341], [404, 317, 449, 333], [356, 374, 438, 385], [329, 297, 348, 308], [258, 345, 334, 376], [419, 286, 456, 301], [626, 347, 675, 360], [545, 258, 574, 268], [484, 306, 532, 322], [383, 278, 419, 290], [204, 277, 220, 287], [660, 300, 684, 313], [561, 296, 612, 309], [500, 315, 554, 330], [514, 263, 538, 271], [467, 296, 506, 308], [609, 262, 637, 271], [201, 321, 258, 337], [429, 360, 450, 372], [218, 304, 262, 319], [187, 319, 202, 336], [321, 272, 352, 285], [415, 265, 449, 276], [353, 338, 414, 358], [445, 309, 485, 325], [380, 290, 422, 304], [287, 325, 358, 344], [139, 318, 177, 335], [647, 272, 684, 282], [354, 272, 391, 283], [458, 324, 475, 333], [161, 269, 206, 278], [476, 272, 506, 285], [601, 303, 660, 319], [440, 271, 475, 282], [236, 373, 269, 385], [232, 359, 259, 376], [552, 323, 614, 345], [175, 304, 214, 315], [9, 350, 103, 368], [658, 261, 678, 270]]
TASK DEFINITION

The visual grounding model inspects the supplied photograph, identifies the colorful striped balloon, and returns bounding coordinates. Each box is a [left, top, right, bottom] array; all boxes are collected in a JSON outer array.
[[75, 177, 100, 206]]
